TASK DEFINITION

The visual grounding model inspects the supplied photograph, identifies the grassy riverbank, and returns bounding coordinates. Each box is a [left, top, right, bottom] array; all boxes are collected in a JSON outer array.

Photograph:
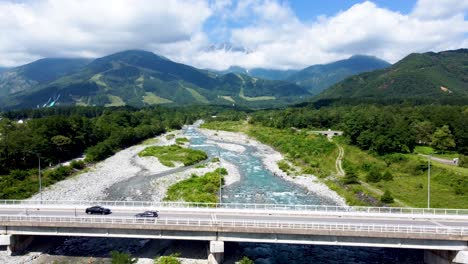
[[164, 168, 227, 203], [202, 120, 468, 208], [202, 121, 337, 177], [138, 145, 207, 167]]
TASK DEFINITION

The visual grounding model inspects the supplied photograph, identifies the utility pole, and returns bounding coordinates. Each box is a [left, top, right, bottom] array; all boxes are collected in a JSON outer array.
[[36, 153, 42, 203], [218, 151, 222, 205], [427, 154, 431, 208]]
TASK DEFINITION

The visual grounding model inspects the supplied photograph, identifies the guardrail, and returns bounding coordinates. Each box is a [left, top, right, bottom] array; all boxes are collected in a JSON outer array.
[[1, 215, 467, 237], [0, 200, 467, 216]]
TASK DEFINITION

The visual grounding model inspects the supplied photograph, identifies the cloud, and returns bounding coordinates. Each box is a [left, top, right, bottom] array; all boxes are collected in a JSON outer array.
[[0, 0, 467, 70], [0, 0, 211, 66], [189, 0, 467, 70]]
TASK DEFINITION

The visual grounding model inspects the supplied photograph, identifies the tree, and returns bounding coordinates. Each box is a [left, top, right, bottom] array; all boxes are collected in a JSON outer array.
[[366, 168, 381, 183], [381, 190, 394, 204], [110, 251, 138, 264], [431, 125, 456, 152], [343, 169, 359, 184], [382, 171, 393, 181], [412, 121, 434, 145]]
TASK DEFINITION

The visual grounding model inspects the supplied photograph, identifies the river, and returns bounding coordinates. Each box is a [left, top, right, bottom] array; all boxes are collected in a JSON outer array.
[[184, 124, 424, 264]]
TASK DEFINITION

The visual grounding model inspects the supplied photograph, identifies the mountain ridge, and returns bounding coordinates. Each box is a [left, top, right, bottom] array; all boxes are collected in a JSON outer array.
[[317, 49, 468, 100]]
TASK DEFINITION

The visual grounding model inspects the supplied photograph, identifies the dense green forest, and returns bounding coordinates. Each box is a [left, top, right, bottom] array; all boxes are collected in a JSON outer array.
[[246, 104, 468, 157], [0, 105, 210, 198]]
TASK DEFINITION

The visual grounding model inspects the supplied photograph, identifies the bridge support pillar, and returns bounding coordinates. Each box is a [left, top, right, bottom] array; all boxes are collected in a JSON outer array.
[[424, 250, 468, 264], [208, 241, 224, 264], [0, 235, 34, 255]]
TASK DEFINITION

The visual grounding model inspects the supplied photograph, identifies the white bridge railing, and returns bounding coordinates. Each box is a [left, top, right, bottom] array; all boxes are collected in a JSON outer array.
[[0, 200, 468, 216], [1, 215, 467, 236]]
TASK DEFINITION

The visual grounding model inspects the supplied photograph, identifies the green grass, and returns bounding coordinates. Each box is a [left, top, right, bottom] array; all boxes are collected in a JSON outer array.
[[341, 139, 468, 208], [138, 145, 207, 167], [140, 138, 159, 145], [239, 87, 275, 101], [164, 168, 227, 203], [202, 121, 336, 177], [104, 95, 126, 107], [414, 146, 459, 159], [184, 87, 209, 104], [175, 137, 189, 145], [142, 92, 173, 105], [166, 134, 175, 140]]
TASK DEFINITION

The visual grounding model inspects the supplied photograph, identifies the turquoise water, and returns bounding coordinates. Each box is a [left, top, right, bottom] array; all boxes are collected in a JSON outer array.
[[185, 125, 336, 205], [185, 125, 424, 264]]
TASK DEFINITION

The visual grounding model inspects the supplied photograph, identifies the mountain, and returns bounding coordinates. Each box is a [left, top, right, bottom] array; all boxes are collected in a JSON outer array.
[[0, 50, 310, 109], [287, 55, 391, 94], [318, 49, 468, 100], [216, 66, 298, 81], [0, 67, 9, 73], [0, 58, 91, 97], [214, 55, 390, 94]]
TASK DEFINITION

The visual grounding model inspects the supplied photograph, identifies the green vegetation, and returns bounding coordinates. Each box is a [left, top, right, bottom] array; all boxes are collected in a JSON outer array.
[[277, 160, 295, 175], [202, 121, 336, 177], [142, 92, 173, 105], [165, 134, 175, 140], [139, 145, 207, 167], [238, 256, 255, 264], [318, 49, 468, 100], [110, 251, 138, 264], [155, 253, 181, 264], [0, 50, 310, 110], [164, 168, 227, 203], [381, 190, 394, 204], [0, 105, 200, 199], [175, 137, 189, 145], [414, 146, 459, 159]]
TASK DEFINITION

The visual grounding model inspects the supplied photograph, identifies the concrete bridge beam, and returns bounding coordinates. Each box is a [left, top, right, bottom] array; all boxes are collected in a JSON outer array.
[[0, 235, 34, 254], [425, 250, 468, 264], [208, 241, 224, 264]]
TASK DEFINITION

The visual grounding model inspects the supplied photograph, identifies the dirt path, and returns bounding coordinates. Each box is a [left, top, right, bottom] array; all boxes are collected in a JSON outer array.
[[329, 137, 345, 176]]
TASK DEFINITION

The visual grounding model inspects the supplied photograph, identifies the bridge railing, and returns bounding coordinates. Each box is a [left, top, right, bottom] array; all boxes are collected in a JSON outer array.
[[1, 200, 468, 216], [0, 214, 467, 236]]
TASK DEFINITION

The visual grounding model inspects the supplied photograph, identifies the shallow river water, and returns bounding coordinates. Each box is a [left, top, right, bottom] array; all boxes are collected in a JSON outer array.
[[184, 125, 424, 264]]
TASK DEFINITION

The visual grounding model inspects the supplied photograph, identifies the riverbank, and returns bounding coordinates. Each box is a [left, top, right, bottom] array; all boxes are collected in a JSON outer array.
[[198, 128, 347, 206]]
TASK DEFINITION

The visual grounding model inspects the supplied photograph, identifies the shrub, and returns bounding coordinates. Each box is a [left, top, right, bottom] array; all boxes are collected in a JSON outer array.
[[381, 190, 394, 204], [459, 155, 468, 168], [343, 169, 359, 184], [155, 253, 181, 264], [277, 160, 291, 174], [110, 251, 137, 264], [70, 160, 86, 170], [10, 169, 29, 181], [238, 256, 254, 264], [366, 168, 381, 183], [381, 171, 393, 181]]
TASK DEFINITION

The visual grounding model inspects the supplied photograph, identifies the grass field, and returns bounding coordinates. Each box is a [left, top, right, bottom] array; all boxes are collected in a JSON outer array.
[[164, 168, 227, 203], [138, 145, 207, 167], [202, 120, 468, 208], [414, 146, 459, 159], [142, 92, 173, 105]]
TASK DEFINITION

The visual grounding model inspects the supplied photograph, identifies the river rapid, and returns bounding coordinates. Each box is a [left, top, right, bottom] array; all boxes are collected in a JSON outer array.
[[1, 122, 424, 264]]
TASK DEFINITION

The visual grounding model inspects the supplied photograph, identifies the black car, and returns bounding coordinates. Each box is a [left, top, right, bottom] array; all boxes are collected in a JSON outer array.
[[85, 206, 112, 215], [135, 211, 158, 217]]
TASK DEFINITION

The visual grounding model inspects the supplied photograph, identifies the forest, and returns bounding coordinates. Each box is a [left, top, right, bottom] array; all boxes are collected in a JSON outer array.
[[0, 105, 209, 198]]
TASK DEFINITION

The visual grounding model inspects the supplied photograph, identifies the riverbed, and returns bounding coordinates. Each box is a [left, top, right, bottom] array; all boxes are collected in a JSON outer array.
[[0, 122, 424, 264]]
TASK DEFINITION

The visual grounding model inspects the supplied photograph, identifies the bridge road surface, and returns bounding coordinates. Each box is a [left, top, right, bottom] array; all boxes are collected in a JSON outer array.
[[1, 207, 468, 228]]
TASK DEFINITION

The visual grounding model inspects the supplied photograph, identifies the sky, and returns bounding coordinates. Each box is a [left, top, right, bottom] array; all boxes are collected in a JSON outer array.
[[0, 0, 467, 70]]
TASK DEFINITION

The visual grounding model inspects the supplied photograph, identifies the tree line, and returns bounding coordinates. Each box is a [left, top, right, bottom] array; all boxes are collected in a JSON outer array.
[[246, 104, 468, 157]]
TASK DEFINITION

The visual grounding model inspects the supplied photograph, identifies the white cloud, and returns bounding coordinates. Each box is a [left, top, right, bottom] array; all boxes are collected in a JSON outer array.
[[0, 0, 211, 66], [186, 0, 467, 70], [0, 0, 467, 70]]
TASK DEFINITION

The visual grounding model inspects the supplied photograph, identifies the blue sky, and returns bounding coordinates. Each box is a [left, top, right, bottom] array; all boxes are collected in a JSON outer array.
[[0, 0, 466, 69]]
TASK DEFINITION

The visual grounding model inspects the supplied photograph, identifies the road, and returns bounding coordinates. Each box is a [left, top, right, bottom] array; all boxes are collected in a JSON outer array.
[[1, 207, 468, 229]]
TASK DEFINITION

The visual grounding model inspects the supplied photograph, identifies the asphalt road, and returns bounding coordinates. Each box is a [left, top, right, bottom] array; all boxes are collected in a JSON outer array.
[[1, 207, 468, 228]]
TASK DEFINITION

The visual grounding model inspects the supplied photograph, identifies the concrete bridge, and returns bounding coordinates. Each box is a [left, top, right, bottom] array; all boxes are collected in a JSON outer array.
[[0, 200, 468, 264]]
